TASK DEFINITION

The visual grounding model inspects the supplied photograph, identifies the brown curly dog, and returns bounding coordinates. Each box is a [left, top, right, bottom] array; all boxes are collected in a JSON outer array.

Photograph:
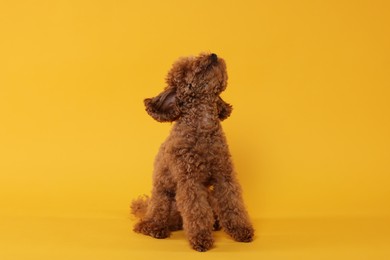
[[131, 53, 254, 251]]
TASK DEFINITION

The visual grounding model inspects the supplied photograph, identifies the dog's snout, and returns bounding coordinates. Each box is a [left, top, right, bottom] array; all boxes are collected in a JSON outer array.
[[210, 53, 218, 62]]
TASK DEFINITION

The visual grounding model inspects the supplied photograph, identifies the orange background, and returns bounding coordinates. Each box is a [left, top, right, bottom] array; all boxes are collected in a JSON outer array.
[[1, 0, 389, 259]]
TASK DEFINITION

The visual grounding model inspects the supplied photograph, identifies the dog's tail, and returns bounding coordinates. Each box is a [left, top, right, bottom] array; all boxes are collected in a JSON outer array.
[[130, 195, 149, 219]]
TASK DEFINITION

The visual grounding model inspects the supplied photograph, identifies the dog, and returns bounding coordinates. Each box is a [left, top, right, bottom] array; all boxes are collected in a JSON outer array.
[[131, 53, 254, 251]]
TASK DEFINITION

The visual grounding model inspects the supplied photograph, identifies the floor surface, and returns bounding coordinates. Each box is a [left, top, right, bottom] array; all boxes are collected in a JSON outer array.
[[1, 211, 389, 260]]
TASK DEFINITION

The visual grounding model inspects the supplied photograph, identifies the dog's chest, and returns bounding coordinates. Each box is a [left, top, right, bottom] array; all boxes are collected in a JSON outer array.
[[170, 128, 226, 159]]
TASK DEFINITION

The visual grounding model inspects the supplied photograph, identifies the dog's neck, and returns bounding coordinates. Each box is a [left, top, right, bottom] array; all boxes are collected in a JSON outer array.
[[177, 100, 220, 132]]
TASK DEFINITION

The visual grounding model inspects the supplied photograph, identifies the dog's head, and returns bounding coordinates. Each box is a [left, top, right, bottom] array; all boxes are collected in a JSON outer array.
[[144, 53, 232, 122]]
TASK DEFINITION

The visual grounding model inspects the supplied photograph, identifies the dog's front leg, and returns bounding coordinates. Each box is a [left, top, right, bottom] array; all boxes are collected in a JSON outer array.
[[133, 186, 173, 239], [175, 178, 215, 252], [213, 174, 254, 243]]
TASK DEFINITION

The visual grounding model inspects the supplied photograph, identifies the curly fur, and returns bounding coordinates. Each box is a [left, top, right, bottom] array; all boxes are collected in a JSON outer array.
[[131, 53, 254, 251]]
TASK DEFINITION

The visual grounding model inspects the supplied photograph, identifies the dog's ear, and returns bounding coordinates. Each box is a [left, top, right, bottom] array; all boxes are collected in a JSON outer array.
[[144, 87, 180, 122], [217, 96, 232, 121]]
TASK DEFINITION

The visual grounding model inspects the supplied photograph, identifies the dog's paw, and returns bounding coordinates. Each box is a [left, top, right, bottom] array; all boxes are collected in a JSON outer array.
[[133, 220, 170, 239], [189, 230, 214, 252], [226, 225, 254, 242]]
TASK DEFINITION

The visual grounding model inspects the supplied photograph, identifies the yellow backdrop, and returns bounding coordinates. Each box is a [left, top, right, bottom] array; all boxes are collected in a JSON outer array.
[[1, 0, 389, 259]]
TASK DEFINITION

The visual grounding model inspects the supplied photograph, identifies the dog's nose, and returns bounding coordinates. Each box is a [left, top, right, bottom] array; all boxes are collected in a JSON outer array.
[[210, 53, 218, 62]]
